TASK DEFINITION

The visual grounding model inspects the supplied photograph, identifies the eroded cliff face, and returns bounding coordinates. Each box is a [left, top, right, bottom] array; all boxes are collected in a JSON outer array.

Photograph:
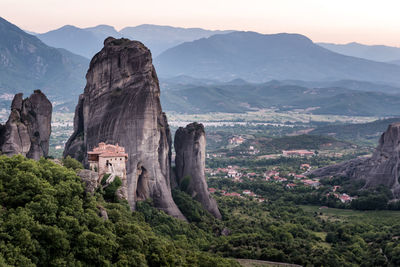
[[174, 122, 222, 219], [311, 123, 400, 198], [64, 37, 185, 220], [0, 90, 52, 160]]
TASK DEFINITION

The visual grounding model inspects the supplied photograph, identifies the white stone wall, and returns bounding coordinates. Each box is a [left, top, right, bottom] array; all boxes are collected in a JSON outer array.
[[98, 156, 127, 182]]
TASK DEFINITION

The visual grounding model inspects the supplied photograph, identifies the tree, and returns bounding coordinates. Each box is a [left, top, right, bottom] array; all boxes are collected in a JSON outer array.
[[62, 156, 83, 171]]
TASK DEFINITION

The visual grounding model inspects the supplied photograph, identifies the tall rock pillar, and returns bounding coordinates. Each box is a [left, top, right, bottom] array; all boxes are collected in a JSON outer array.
[[174, 122, 222, 219], [0, 90, 52, 160], [64, 37, 185, 220]]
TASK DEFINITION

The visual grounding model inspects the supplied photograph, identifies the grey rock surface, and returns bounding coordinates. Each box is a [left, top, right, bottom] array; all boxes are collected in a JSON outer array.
[[174, 122, 222, 219], [311, 122, 400, 198], [98, 205, 109, 220], [64, 37, 185, 220], [78, 169, 99, 194], [0, 90, 52, 160], [220, 227, 231, 236]]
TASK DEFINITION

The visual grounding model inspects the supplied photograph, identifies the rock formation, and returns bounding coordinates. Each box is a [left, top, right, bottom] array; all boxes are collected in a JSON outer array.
[[311, 122, 400, 198], [78, 169, 99, 194], [0, 90, 52, 160], [63, 37, 185, 220], [174, 122, 222, 219]]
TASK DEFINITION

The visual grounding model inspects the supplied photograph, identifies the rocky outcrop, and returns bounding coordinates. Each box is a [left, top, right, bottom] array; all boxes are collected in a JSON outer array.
[[78, 169, 99, 194], [64, 37, 185, 220], [0, 90, 52, 160], [174, 122, 222, 219], [311, 123, 400, 198], [97, 205, 109, 221]]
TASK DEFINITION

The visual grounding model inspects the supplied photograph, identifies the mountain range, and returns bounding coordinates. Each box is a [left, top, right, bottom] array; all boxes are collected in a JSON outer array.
[[35, 25, 120, 60], [318, 42, 400, 63], [0, 17, 88, 100], [390, 59, 400, 66], [35, 24, 232, 58], [160, 80, 400, 116], [2, 16, 400, 117], [34, 24, 400, 65], [155, 31, 400, 85], [29, 22, 400, 87]]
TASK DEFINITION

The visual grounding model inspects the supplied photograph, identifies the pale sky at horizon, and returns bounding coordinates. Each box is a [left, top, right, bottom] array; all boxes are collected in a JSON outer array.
[[1, 0, 400, 47]]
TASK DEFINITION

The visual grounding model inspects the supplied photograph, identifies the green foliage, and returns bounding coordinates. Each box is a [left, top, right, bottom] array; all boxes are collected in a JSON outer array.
[[103, 176, 122, 202], [2, 155, 399, 266], [0, 155, 237, 266], [100, 173, 111, 185], [351, 194, 389, 210], [172, 189, 207, 223], [311, 117, 400, 146], [61, 156, 83, 171], [180, 175, 191, 192], [213, 195, 400, 266], [237, 134, 352, 155], [161, 79, 400, 116]]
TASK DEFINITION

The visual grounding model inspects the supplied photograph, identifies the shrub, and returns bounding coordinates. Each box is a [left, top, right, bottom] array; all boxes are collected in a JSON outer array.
[[62, 156, 83, 171], [103, 176, 122, 202]]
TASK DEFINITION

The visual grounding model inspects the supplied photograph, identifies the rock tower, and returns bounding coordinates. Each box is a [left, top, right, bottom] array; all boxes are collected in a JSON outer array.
[[64, 37, 185, 219], [174, 122, 222, 218], [0, 90, 52, 160], [311, 122, 400, 198]]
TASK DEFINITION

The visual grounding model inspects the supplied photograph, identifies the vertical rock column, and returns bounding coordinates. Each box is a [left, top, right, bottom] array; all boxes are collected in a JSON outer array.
[[63, 37, 185, 220], [0, 90, 52, 160], [311, 122, 400, 198], [174, 122, 222, 219]]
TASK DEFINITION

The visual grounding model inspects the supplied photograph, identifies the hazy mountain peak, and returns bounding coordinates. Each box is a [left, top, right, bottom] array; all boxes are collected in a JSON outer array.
[[35, 23, 234, 58], [119, 24, 234, 56], [155, 31, 400, 85], [56, 25, 81, 31], [84, 24, 119, 36]]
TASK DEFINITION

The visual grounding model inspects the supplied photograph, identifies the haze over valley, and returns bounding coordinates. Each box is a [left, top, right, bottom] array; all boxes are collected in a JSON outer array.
[[1, 16, 400, 117]]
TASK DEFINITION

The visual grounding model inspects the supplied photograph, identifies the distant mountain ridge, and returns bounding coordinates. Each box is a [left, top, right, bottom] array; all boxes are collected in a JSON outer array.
[[119, 24, 233, 57], [155, 31, 400, 85], [0, 17, 88, 100], [311, 117, 400, 145], [35, 25, 121, 59], [35, 24, 233, 58], [277, 79, 400, 94], [390, 60, 400, 66], [160, 80, 400, 116], [318, 42, 400, 62]]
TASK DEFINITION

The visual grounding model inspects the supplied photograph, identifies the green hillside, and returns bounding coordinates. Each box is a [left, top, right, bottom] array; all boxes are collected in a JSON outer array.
[[0, 155, 236, 266], [1, 155, 400, 266], [311, 117, 400, 145], [161, 81, 400, 116]]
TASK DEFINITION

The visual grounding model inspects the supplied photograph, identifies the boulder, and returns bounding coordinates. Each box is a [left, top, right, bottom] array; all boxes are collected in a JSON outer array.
[[174, 122, 222, 219]]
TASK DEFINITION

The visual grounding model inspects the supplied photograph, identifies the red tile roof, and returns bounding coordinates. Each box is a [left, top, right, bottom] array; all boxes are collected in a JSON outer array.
[[88, 142, 128, 158]]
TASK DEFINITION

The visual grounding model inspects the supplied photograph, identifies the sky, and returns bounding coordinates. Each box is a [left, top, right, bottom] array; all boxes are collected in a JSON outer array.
[[1, 0, 400, 46]]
